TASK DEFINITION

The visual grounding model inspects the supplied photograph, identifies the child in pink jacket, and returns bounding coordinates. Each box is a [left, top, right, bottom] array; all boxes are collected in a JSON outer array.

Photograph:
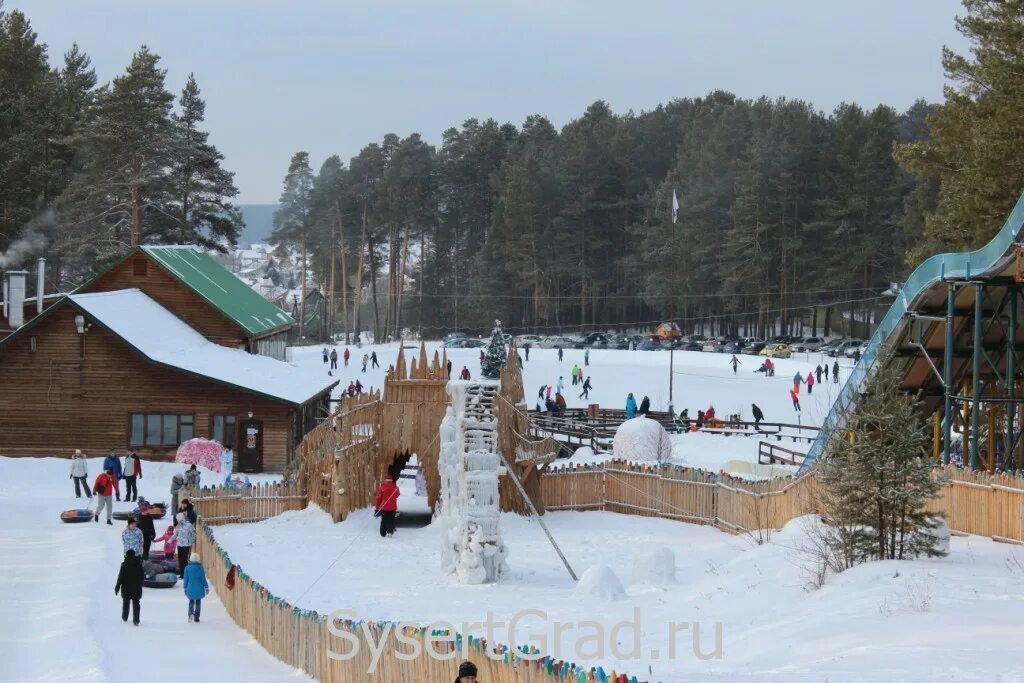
[[153, 525, 177, 558]]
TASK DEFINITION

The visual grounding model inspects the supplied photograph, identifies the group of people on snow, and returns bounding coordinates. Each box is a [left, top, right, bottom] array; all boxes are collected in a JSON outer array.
[[70, 451, 209, 626]]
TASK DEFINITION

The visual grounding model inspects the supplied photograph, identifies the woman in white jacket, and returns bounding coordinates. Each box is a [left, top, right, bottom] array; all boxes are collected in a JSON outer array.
[[70, 449, 91, 499]]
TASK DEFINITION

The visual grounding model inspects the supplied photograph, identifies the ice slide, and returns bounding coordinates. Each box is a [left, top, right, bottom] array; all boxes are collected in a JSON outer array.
[[799, 190, 1024, 474]]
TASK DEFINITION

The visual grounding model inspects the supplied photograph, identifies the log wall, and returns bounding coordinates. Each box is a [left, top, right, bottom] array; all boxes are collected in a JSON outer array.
[[0, 303, 295, 469]]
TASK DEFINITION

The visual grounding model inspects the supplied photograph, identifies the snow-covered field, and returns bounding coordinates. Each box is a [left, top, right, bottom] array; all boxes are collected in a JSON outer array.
[[213, 501, 1024, 681], [5, 344, 1024, 682], [0, 457, 306, 683], [294, 341, 843, 472]]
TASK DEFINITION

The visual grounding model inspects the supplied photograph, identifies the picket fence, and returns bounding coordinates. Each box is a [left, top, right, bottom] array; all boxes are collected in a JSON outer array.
[[179, 463, 1024, 683], [541, 462, 1024, 543], [541, 461, 820, 534], [191, 503, 641, 682]]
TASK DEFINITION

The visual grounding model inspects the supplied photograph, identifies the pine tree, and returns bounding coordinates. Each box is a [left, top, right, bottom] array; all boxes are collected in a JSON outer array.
[[895, 0, 1024, 260], [164, 74, 243, 249], [818, 355, 946, 563], [64, 46, 176, 255], [481, 319, 507, 379], [271, 151, 315, 331]]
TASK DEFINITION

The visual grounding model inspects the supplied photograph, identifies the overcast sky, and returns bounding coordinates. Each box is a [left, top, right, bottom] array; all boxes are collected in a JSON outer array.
[[10, 0, 967, 203]]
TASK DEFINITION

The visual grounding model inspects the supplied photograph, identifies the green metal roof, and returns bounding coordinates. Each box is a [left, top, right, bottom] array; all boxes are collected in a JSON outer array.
[[141, 246, 294, 337]]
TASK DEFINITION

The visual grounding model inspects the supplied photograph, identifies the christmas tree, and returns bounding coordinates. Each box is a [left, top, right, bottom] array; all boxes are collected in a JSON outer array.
[[481, 319, 507, 379]]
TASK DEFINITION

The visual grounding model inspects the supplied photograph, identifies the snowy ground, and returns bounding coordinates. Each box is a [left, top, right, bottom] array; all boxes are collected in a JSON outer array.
[[213, 503, 1024, 681], [0, 457, 306, 683], [293, 341, 845, 473]]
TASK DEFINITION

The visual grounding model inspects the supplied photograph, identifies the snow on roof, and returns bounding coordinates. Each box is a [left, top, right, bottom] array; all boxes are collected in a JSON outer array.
[[69, 289, 336, 405]]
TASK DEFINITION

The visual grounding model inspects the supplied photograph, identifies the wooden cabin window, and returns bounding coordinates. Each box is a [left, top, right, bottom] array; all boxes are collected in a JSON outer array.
[[211, 414, 236, 448], [132, 259, 148, 276], [29, 336, 36, 352], [129, 413, 194, 447]]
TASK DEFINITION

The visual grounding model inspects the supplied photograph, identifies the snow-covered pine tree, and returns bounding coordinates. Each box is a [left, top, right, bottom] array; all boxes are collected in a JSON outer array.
[[481, 319, 507, 379], [818, 352, 946, 564]]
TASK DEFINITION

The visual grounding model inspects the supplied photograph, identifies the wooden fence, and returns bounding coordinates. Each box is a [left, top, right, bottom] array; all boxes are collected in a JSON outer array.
[[541, 461, 819, 534], [184, 482, 307, 525], [193, 518, 639, 682], [925, 467, 1024, 542]]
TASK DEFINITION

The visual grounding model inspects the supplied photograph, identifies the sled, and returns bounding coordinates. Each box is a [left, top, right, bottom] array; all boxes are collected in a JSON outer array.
[[144, 572, 179, 589], [60, 509, 93, 523]]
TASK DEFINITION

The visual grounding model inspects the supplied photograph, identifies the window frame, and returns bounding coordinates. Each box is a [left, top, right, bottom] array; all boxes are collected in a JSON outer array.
[[127, 412, 195, 448], [209, 413, 238, 449]]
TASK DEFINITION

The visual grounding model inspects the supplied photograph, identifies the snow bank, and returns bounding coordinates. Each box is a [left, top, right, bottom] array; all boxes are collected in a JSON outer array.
[[612, 415, 671, 463], [573, 565, 625, 601], [630, 548, 677, 587]]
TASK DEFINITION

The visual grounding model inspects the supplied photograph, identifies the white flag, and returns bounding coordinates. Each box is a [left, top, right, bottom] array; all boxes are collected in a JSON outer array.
[[671, 189, 680, 225]]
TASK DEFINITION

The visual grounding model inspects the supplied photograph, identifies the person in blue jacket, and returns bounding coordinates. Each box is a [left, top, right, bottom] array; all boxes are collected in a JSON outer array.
[[183, 552, 209, 623], [625, 393, 638, 419], [102, 450, 123, 501]]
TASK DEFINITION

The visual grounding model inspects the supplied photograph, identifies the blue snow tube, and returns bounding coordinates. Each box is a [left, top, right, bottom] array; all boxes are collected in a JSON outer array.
[[144, 572, 178, 589], [60, 509, 93, 523]]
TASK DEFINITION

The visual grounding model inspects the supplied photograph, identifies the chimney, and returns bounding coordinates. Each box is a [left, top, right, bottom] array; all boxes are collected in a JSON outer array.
[[5, 270, 27, 328], [36, 257, 45, 315]]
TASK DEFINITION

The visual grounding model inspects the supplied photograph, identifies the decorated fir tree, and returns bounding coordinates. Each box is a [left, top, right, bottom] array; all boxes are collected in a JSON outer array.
[[481, 319, 507, 379]]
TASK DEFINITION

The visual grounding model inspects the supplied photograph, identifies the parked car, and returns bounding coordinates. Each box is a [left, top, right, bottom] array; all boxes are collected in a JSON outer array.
[[679, 341, 702, 351], [515, 334, 543, 346], [818, 338, 846, 354], [793, 337, 825, 352], [844, 341, 869, 359], [443, 338, 486, 349], [637, 340, 665, 351], [743, 341, 768, 355], [701, 339, 722, 353], [443, 331, 469, 344], [608, 334, 631, 350], [575, 332, 613, 348], [759, 343, 792, 359], [828, 340, 863, 357], [722, 341, 744, 354], [538, 335, 577, 349]]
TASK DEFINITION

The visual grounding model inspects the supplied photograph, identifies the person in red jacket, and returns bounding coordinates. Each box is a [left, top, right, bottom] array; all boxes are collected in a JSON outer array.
[[343, 347, 350, 367], [93, 468, 120, 525], [373, 475, 400, 538]]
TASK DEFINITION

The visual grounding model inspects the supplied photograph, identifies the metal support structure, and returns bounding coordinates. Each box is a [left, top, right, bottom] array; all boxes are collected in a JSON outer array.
[[942, 283, 955, 464], [970, 285, 984, 470]]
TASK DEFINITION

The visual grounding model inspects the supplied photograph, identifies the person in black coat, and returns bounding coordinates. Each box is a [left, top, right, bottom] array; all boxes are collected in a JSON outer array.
[[751, 403, 764, 426], [115, 549, 144, 625], [639, 396, 651, 416], [179, 499, 197, 526], [136, 509, 156, 560]]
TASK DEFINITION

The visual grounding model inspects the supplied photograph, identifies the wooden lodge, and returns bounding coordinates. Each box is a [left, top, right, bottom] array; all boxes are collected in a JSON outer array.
[[0, 248, 337, 472], [77, 246, 295, 360]]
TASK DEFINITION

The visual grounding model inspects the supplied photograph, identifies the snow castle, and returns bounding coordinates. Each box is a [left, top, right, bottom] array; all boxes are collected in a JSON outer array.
[[438, 380, 509, 584]]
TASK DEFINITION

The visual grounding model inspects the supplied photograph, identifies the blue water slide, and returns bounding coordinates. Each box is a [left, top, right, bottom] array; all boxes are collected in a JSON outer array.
[[799, 190, 1024, 473]]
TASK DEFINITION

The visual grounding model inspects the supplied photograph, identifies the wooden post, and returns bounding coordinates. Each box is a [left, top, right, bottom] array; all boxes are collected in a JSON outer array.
[[933, 411, 941, 461], [988, 403, 996, 471]]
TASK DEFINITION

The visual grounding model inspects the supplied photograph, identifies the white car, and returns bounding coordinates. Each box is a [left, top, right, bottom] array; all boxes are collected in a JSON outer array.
[[516, 334, 543, 346], [538, 336, 576, 349], [844, 341, 869, 359]]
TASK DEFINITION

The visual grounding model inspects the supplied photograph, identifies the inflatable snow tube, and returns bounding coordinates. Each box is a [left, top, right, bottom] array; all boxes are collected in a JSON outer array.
[[144, 573, 178, 589], [112, 504, 168, 521], [60, 509, 93, 523], [143, 559, 178, 574]]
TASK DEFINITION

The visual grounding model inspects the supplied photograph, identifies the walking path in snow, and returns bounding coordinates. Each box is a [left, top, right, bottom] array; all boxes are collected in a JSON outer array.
[[0, 458, 310, 683]]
